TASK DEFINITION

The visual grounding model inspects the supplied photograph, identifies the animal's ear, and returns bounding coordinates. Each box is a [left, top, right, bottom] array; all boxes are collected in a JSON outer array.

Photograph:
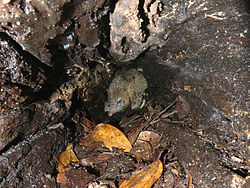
[[120, 85, 126, 91], [137, 67, 143, 72], [117, 97, 125, 103]]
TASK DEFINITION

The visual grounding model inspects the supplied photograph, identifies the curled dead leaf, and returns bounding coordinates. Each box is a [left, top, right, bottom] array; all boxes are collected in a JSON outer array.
[[131, 131, 161, 162], [119, 159, 163, 188], [81, 123, 132, 152], [58, 144, 79, 173], [57, 168, 95, 187], [176, 95, 190, 119], [93, 123, 132, 152]]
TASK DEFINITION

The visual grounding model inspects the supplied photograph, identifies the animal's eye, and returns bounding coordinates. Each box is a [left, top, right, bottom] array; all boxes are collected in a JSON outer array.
[[105, 102, 111, 107], [117, 98, 123, 104]]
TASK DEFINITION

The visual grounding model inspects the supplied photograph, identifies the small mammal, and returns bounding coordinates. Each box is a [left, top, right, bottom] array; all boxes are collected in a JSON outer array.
[[104, 68, 148, 116]]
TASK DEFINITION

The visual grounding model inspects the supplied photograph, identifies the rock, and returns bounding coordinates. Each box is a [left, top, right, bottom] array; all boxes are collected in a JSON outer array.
[[109, 0, 210, 62], [0, 0, 74, 65], [0, 35, 46, 113]]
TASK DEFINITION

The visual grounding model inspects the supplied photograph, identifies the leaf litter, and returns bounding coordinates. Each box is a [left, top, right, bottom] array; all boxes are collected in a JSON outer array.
[[56, 96, 193, 187]]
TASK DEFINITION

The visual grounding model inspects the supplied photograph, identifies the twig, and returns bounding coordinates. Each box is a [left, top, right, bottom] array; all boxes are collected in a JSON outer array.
[[162, 119, 183, 124], [186, 170, 194, 188], [161, 110, 177, 118], [53, 155, 65, 167]]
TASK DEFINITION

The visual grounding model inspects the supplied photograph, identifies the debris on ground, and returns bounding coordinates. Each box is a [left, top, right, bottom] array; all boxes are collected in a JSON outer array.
[[0, 0, 248, 187]]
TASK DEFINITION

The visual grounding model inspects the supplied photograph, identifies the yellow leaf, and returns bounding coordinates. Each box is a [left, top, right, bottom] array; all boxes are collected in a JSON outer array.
[[119, 159, 163, 188], [92, 123, 132, 152], [58, 144, 79, 173]]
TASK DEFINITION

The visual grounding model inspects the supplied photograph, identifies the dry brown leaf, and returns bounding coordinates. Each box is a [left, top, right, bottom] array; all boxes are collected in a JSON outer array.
[[58, 144, 79, 173], [80, 134, 95, 147], [176, 95, 190, 119], [57, 168, 95, 187], [83, 123, 132, 152], [131, 131, 161, 162], [57, 172, 68, 185], [81, 111, 96, 130], [80, 152, 113, 166], [127, 123, 145, 145], [136, 131, 160, 144], [119, 159, 163, 188]]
